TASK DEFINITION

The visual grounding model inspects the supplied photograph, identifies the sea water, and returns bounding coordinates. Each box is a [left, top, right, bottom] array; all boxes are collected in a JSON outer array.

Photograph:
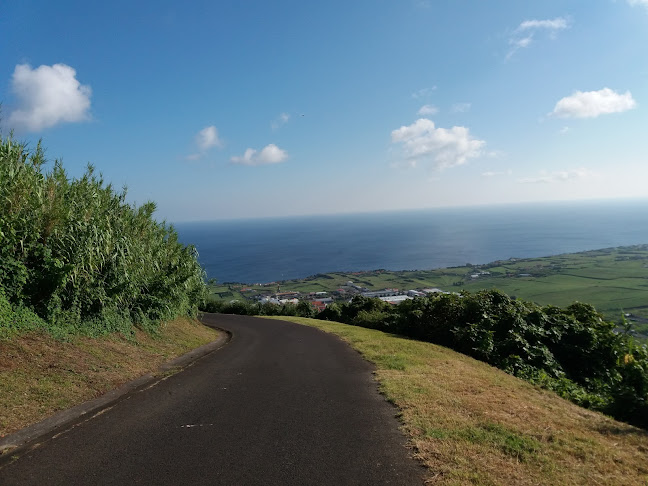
[[174, 199, 648, 284]]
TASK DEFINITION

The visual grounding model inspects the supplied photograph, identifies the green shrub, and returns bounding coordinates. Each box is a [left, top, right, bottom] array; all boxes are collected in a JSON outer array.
[[0, 287, 49, 339], [199, 298, 321, 319]]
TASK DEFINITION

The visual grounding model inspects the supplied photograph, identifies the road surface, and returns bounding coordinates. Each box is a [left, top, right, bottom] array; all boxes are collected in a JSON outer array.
[[0, 314, 425, 485]]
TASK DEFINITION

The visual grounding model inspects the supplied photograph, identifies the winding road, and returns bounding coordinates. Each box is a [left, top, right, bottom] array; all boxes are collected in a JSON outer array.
[[0, 314, 425, 485]]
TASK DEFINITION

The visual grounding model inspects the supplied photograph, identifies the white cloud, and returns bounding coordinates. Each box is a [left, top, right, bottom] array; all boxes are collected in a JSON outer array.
[[7, 63, 91, 132], [271, 112, 290, 130], [451, 102, 471, 113], [186, 125, 223, 160], [515, 18, 569, 32], [417, 104, 438, 116], [559, 126, 570, 134], [411, 87, 437, 99], [518, 168, 597, 184], [391, 118, 485, 170], [550, 88, 636, 119], [507, 17, 570, 60], [231, 144, 288, 166], [196, 125, 222, 150], [628, 0, 648, 8], [511, 36, 532, 49]]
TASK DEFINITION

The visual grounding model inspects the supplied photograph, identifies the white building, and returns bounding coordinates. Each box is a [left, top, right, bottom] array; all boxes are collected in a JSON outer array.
[[407, 290, 425, 297], [362, 290, 399, 298], [379, 295, 412, 304], [422, 288, 447, 294]]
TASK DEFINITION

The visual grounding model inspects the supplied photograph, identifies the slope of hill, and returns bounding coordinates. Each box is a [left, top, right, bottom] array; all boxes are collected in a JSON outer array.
[[268, 316, 648, 485], [0, 318, 219, 438]]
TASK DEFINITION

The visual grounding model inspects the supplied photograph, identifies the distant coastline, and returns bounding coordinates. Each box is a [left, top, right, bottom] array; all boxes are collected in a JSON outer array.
[[208, 244, 648, 336], [176, 199, 648, 284]]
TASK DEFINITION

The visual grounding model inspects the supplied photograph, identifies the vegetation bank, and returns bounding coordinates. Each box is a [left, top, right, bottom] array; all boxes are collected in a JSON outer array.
[[268, 316, 648, 485], [0, 133, 206, 337], [0, 134, 216, 437]]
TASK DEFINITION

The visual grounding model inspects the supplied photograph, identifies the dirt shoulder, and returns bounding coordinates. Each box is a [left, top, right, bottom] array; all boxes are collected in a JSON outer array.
[[0, 317, 220, 438]]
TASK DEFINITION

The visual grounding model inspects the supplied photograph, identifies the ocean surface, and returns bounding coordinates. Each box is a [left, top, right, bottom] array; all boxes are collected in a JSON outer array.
[[174, 199, 648, 284]]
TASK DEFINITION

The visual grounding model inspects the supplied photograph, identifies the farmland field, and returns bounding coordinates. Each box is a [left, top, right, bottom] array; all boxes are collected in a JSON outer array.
[[209, 245, 648, 334]]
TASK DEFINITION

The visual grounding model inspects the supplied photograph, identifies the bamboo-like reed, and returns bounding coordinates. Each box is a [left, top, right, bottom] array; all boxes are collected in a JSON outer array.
[[0, 134, 206, 335]]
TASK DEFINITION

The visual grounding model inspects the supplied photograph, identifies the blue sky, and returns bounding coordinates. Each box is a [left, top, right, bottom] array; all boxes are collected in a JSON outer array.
[[2, 0, 647, 221]]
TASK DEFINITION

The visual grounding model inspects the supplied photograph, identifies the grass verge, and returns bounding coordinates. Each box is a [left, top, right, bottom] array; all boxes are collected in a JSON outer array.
[[0, 317, 219, 438], [264, 316, 648, 485]]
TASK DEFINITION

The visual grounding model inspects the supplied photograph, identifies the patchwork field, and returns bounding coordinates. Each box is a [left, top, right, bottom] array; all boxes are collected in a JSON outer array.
[[210, 245, 648, 334]]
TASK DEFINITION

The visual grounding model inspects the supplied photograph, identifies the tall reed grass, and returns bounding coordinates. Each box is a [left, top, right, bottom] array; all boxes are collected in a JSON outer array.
[[0, 133, 206, 337]]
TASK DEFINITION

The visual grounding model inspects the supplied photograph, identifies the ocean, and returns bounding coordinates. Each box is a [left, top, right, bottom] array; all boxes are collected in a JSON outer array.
[[174, 199, 648, 284]]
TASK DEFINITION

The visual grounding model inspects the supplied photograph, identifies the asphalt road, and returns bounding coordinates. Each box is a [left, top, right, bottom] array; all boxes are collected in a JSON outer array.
[[0, 314, 425, 485]]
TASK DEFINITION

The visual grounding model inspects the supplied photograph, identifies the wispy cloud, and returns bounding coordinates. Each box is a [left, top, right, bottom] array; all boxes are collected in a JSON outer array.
[[451, 102, 471, 114], [515, 18, 570, 32], [7, 63, 91, 132], [628, 0, 648, 8], [231, 144, 288, 166], [482, 170, 512, 178], [196, 126, 222, 150], [550, 88, 636, 119], [271, 112, 290, 131], [389, 159, 418, 170], [417, 104, 438, 116], [507, 16, 570, 60], [186, 125, 223, 160], [411, 86, 437, 99], [518, 168, 597, 184], [391, 118, 485, 170]]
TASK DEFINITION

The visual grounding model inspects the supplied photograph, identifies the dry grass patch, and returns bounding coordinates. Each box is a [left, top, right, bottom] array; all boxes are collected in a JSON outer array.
[[265, 317, 648, 485], [0, 318, 219, 437]]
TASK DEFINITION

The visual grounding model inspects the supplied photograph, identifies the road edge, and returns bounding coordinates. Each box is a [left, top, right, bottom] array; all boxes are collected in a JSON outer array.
[[0, 325, 230, 462]]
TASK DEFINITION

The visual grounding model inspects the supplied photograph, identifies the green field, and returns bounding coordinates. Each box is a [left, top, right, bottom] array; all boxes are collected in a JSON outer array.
[[209, 244, 648, 333]]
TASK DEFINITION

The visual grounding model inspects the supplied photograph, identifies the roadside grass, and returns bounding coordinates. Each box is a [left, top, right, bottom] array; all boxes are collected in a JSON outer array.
[[264, 316, 648, 485], [0, 318, 219, 438]]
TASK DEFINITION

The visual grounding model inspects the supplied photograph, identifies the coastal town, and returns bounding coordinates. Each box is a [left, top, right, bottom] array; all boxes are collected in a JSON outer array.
[[255, 284, 451, 311], [207, 260, 537, 312], [213, 277, 453, 312], [204, 244, 648, 338]]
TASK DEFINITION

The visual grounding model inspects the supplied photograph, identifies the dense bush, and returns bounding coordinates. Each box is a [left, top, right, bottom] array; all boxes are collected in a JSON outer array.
[[320, 290, 648, 429], [200, 298, 317, 319], [0, 134, 206, 336]]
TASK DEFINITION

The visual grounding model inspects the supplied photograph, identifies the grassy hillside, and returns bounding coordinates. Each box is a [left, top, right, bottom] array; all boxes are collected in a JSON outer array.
[[0, 317, 219, 438], [267, 316, 648, 485]]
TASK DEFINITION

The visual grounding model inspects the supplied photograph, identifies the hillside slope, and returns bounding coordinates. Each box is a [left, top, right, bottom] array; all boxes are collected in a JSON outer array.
[[268, 317, 648, 485], [0, 318, 219, 438]]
